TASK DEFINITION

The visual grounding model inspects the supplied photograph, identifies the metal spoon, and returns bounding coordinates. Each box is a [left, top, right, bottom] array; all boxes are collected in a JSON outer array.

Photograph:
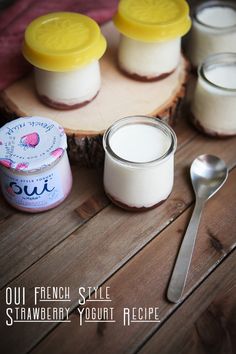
[[167, 154, 228, 303]]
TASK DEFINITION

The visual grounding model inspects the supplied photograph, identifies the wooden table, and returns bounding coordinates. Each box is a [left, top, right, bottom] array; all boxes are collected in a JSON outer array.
[[1, 0, 235, 351], [1, 111, 236, 354]]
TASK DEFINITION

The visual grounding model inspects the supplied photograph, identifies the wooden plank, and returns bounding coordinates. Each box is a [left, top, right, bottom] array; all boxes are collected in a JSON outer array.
[[1, 135, 236, 354], [139, 253, 236, 354], [0, 167, 107, 288], [192, 286, 236, 354], [0, 115, 196, 288], [174, 105, 197, 145], [0, 193, 15, 223], [29, 169, 236, 354]]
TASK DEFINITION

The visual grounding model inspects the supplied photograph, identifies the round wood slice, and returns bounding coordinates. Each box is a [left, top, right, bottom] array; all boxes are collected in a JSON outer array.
[[0, 22, 189, 167]]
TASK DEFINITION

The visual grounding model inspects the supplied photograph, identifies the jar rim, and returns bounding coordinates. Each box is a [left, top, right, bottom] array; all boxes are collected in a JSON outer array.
[[103, 116, 177, 168], [194, 0, 236, 31], [199, 52, 236, 92], [0, 116, 67, 172], [0, 151, 65, 175]]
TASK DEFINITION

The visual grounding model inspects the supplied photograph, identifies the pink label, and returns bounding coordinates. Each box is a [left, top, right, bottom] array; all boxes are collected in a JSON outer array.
[[1, 168, 64, 209]]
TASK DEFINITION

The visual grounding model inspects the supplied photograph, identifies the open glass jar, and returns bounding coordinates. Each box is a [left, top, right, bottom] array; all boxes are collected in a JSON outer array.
[[191, 52, 236, 137], [186, 1, 236, 67], [103, 116, 177, 211]]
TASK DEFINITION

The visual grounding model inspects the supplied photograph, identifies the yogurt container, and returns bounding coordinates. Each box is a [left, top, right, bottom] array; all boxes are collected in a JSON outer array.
[[191, 53, 236, 137], [103, 116, 177, 211], [22, 12, 107, 109], [113, 0, 191, 81], [186, 1, 236, 67], [0, 117, 72, 212]]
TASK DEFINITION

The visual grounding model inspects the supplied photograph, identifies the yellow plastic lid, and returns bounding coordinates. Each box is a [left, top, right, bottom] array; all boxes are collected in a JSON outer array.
[[22, 12, 107, 72], [113, 0, 191, 42]]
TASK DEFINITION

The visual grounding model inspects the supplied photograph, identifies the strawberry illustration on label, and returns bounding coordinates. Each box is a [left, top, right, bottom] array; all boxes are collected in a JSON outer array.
[[0, 159, 13, 168], [51, 148, 64, 159], [7, 186, 15, 196], [20, 132, 40, 148], [16, 162, 29, 170]]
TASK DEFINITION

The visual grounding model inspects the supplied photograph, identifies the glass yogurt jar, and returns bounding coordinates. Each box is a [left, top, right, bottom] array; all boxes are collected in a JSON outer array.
[[22, 12, 107, 109], [113, 0, 191, 81], [186, 1, 236, 67], [0, 116, 72, 212], [103, 116, 177, 211], [191, 53, 236, 137]]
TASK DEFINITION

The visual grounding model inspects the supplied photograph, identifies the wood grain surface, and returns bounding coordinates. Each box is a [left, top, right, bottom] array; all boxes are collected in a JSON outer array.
[[0, 167, 106, 288], [0, 114, 195, 289], [28, 169, 236, 354], [0, 2, 235, 354], [1, 119, 236, 354], [139, 252, 236, 354]]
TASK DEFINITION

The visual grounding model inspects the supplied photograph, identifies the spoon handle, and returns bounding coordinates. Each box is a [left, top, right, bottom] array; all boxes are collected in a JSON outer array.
[[167, 198, 204, 303]]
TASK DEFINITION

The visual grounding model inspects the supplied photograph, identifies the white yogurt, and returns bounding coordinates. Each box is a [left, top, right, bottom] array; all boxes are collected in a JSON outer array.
[[197, 6, 236, 27], [118, 36, 181, 79], [35, 61, 101, 108], [205, 65, 236, 89], [103, 116, 177, 210], [187, 2, 236, 67], [113, 0, 191, 81], [22, 12, 106, 110], [191, 53, 236, 136]]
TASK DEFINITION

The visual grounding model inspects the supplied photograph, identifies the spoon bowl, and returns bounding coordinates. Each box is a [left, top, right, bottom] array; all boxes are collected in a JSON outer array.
[[191, 154, 228, 200]]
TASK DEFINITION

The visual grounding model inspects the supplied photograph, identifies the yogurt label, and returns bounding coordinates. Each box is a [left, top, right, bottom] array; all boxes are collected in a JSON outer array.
[[1, 167, 64, 209], [0, 116, 67, 172]]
